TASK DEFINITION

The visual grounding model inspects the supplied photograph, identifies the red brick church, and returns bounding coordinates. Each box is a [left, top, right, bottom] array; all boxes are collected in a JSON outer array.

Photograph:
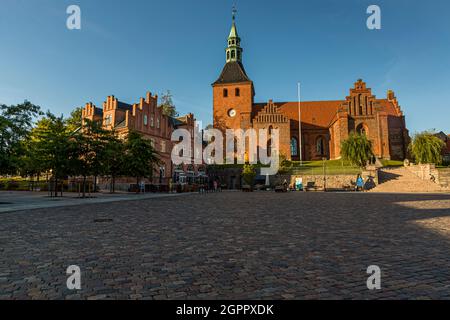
[[213, 14, 409, 161]]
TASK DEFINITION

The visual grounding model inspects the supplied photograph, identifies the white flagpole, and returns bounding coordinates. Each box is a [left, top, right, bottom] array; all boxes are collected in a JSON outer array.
[[297, 82, 302, 166]]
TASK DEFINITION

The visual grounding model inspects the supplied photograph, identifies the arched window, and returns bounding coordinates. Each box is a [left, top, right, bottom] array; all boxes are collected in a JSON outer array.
[[356, 123, 368, 136], [290, 137, 298, 157], [291, 137, 298, 157], [223, 89, 228, 97], [267, 139, 272, 157], [316, 137, 324, 155], [231, 50, 235, 59], [227, 51, 230, 60], [235, 88, 240, 96]]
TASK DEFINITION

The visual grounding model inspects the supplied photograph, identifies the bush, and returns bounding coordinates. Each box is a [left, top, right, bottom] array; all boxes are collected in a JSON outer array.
[[6, 180, 20, 190], [341, 133, 374, 168], [409, 132, 445, 165]]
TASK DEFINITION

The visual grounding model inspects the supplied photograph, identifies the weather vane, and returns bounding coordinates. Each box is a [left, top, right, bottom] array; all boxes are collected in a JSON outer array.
[[232, 5, 237, 21]]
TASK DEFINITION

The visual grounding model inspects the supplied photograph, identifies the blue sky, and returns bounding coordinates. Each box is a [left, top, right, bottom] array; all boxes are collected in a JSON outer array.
[[1, 0, 449, 133]]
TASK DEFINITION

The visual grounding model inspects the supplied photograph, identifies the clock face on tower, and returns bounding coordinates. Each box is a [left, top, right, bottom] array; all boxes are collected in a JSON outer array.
[[228, 108, 237, 117]]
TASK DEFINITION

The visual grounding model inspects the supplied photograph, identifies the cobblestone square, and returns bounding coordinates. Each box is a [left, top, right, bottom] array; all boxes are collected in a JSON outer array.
[[1, 191, 450, 300]]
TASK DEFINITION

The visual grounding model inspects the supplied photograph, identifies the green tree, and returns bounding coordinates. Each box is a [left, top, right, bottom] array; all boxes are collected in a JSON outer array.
[[66, 107, 83, 132], [124, 131, 160, 192], [0, 101, 42, 175], [100, 131, 125, 193], [242, 164, 256, 188], [72, 119, 109, 197], [31, 112, 74, 197], [159, 90, 178, 117], [341, 132, 374, 168], [409, 131, 445, 165]]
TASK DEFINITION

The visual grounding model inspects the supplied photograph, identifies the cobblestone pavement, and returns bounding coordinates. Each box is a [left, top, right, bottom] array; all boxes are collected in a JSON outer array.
[[0, 191, 191, 213], [1, 191, 450, 300]]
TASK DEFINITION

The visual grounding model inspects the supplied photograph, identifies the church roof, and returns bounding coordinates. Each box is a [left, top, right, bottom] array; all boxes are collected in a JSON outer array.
[[212, 61, 251, 85], [253, 101, 342, 129], [229, 22, 239, 38]]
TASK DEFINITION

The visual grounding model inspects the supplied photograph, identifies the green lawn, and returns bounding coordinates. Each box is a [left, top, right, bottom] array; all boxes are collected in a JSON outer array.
[[286, 160, 361, 175], [380, 160, 404, 167]]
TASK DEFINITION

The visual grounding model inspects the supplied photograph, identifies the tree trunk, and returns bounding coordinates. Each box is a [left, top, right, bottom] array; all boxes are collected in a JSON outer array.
[[82, 176, 87, 198]]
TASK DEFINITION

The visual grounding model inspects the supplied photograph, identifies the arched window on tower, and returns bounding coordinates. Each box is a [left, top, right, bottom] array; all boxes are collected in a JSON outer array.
[[316, 137, 324, 155], [231, 50, 236, 59], [227, 51, 230, 60], [291, 137, 298, 157]]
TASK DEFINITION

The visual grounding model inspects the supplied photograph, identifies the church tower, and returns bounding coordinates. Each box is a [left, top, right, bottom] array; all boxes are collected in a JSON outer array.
[[212, 9, 254, 132]]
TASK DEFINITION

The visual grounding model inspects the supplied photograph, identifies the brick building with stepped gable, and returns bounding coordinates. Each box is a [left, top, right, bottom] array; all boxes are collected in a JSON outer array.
[[212, 13, 410, 161]]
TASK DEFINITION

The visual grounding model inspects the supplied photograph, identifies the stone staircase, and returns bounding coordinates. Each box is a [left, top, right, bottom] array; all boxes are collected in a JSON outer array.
[[370, 167, 448, 193]]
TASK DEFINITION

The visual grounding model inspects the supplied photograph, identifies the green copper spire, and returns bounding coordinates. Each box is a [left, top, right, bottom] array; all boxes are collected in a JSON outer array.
[[226, 6, 242, 63]]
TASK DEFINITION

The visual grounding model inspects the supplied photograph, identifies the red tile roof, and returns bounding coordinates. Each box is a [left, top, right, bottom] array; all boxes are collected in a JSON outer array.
[[254, 101, 342, 128], [253, 98, 400, 128]]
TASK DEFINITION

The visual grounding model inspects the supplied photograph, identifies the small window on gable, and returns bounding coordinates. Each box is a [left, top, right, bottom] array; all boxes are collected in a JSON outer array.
[[223, 89, 228, 97], [235, 88, 240, 97], [143, 115, 148, 126], [150, 115, 154, 127]]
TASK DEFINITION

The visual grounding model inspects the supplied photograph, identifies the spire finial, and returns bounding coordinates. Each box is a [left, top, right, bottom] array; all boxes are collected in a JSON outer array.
[[232, 5, 237, 22]]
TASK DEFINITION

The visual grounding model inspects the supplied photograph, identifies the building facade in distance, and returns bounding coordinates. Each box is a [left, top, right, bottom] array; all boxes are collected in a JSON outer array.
[[212, 15, 410, 161], [82, 91, 204, 189]]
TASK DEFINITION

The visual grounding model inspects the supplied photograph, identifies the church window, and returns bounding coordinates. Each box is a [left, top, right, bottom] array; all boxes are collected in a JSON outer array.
[[267, 139, 272, 157], [235, 88, 240, 96], [150, 115, 154, 127], [356, 123, 368, 136], [223, 89, 228, 97], [291, 137, 298, 157], [143, 115, 148, 126], [227, 51, 230, 60], [316, 137, 324, 155], [231, 50, 235, 59], [157, 118, 160, 129], [161, 141, 166, 153]]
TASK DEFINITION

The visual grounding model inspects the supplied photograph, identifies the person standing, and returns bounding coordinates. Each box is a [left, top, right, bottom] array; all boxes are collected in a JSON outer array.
[[356, 174, 364, 192]]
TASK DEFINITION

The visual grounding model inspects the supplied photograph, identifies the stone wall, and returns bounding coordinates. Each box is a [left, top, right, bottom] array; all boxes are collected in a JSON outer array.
[[268, 171, 378, 190], [406, 164, 440, 184]]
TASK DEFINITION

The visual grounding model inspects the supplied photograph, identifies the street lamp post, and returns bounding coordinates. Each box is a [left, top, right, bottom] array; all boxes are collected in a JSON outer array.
[[297, 82, 302, 166]]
